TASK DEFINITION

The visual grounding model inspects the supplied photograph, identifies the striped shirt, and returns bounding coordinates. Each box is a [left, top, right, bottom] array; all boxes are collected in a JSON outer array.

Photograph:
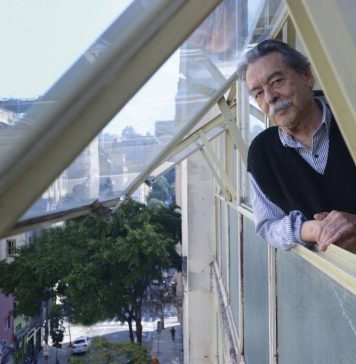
[[249, 98, 331, 250]]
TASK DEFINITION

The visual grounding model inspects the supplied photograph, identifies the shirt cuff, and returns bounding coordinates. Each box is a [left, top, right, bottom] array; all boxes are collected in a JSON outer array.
[[294, 212, 308, 245]]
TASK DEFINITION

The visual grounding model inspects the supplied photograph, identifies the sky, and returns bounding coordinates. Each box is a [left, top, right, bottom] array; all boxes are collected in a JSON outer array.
[[0, 0, 181, 135], [0, 0, 132, 98]]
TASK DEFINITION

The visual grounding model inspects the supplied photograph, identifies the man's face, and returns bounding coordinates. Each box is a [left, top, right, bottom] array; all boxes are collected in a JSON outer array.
[[245, 52, 314, 130]]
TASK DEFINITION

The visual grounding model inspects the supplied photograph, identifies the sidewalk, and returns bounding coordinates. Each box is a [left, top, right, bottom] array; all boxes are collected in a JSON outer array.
[[151, 323, 183, 364], [36, 343, 71, 364]]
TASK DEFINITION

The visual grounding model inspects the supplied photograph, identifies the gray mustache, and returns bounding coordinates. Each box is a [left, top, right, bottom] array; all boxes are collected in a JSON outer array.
[[269, 99, 292, 117]]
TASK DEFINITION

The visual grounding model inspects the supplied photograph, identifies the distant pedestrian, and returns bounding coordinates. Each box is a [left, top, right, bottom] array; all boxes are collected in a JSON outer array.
[[170, 326, 176, 341]]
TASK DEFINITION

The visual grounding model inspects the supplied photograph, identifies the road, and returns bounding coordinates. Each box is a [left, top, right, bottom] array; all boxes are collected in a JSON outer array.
[[63, 304, 178, 345], [37, 306, 179, 364]]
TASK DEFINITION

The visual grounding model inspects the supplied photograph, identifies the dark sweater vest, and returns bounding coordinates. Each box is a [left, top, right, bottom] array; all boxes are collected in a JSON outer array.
[[247, 117, 356, 220]]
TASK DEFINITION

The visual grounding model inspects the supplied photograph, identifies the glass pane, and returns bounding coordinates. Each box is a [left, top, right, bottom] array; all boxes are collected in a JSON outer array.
[[248, 104, 265, 145], [0, 1, 132, 99], [240, 103, 265, 206], [238, 0, 283, 207], [14, 0, 270, 221], [243, 216, 269, 364], [336, 0, 356, 43], [277, 250, 356, 364], [150, 122, 226, 180], [250, 0, 285, 44]]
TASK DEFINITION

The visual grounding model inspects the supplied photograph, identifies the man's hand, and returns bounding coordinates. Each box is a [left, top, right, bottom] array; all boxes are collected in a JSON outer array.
[[302, 211, 356, 253], [316, 211, 356, 252], [301, 210, 356, 252]]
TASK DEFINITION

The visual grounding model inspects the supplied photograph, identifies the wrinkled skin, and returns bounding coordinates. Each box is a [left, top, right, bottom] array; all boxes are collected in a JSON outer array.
[[302, 211, 356, 253]]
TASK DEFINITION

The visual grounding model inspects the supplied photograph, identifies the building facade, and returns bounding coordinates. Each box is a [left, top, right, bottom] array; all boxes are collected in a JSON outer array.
[[177, 1, 356, 363]]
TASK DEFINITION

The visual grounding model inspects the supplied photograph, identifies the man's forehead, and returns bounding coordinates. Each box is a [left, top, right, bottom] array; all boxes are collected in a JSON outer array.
[[245, 53, 288, 86]]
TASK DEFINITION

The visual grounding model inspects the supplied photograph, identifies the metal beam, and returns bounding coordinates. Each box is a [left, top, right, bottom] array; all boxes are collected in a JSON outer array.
[[199, 130, 237, 202], [218, 97, 248, 165], [285, 0, 356, 163]]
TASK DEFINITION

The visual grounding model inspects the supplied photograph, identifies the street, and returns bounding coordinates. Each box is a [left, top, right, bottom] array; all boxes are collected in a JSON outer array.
[[37, 304, 178, 363]]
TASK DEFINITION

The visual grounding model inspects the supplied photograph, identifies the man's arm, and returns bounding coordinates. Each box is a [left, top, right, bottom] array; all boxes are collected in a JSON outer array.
[[250, 174, 307, 250]]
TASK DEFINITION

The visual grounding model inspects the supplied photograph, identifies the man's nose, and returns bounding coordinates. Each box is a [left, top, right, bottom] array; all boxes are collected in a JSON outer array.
[[264, 86, 278, 104]]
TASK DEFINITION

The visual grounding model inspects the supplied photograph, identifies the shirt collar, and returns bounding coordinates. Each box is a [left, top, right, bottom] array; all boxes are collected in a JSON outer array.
[[278, 97, 331, 147]]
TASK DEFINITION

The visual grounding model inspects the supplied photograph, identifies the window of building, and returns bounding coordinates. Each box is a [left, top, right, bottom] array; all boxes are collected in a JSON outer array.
[[6, 239, 16, 256], [4, 316, 10, 330]]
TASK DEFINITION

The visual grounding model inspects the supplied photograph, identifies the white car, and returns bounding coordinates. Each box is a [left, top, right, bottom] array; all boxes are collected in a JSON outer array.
[[72, 336, 92, 354]]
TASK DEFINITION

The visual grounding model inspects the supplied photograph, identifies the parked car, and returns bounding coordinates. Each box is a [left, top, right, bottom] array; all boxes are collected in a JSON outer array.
[[72, 336, 92, 355]]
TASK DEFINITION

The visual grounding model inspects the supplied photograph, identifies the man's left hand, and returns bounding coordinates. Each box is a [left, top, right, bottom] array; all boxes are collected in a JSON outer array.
[[314, 210, 356, 252]]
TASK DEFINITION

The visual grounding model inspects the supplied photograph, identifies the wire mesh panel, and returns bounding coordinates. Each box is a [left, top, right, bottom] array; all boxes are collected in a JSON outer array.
[[277, 250, 356, 364], [243, 216, 269, 364]]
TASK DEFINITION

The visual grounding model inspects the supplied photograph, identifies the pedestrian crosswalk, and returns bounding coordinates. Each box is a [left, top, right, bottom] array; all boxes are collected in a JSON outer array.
[[93, 313, 178, 328]]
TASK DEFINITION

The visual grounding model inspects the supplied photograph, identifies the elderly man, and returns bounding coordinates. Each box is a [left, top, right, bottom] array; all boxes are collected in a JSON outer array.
[[237, 39, 356, 253]]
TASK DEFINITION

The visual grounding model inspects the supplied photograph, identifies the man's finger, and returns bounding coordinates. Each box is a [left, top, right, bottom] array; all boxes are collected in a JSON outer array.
[[314, 212, 329, 221]]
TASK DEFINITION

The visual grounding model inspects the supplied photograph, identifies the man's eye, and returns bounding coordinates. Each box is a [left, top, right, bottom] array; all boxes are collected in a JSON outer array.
[[253, 91, 263, 100], [272, 78, 283, 86]]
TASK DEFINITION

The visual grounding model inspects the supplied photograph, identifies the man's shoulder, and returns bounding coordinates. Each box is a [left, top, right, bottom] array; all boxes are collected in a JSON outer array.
[[249, 126, 279, 152], [247, 126, 279, 171]]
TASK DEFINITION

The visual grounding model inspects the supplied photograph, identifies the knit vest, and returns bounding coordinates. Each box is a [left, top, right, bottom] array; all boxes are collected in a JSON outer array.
[[247, 117, 356, 220]]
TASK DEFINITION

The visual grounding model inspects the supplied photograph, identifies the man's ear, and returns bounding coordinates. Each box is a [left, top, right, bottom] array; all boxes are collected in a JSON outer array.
[[305, 67, 314, 89]]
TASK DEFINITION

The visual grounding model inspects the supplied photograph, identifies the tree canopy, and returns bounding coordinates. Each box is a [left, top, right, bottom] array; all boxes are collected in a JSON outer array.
[[0, 199, 181, 344]]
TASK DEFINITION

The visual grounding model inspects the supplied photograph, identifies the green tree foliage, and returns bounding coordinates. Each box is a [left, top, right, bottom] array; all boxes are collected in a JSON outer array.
[[0, 227, 76, 317], [69, 337, 150, 364], [0, 200, 181, 345], [50, 303, 64, 348], [147, 176, 171, 202]]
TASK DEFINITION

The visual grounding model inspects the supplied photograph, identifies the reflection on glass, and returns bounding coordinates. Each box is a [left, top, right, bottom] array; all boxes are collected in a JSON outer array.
[[249, 0, 284, 44], [249, 108, 265, 145], [16, 0, 271, 222], [238, 0, 283, 207], [240, 104, 265, 206]]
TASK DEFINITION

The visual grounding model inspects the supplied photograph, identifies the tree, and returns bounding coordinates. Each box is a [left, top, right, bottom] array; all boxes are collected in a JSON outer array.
[[147, 169, 176, 207], [0, 199, 181, 346], [49, 304, 65, 362], [50, 304, 64, 346], [69, 337, 150, 364], [0, 227, 75, 317], [147, 176, 170, 202], [64, 200, 181, 344]]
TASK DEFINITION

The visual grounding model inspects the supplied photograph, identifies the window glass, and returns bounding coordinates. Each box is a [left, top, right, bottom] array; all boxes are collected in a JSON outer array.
[[243, 216, 269, 363], [16, 0, 254, 221], [238, 0, 284, 207], [6, 239, 16, 257], [240, 103, 265, 206], [0, 1, 132, 99], [277, 250, 356, 362], [5, 0, 271, 222]]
